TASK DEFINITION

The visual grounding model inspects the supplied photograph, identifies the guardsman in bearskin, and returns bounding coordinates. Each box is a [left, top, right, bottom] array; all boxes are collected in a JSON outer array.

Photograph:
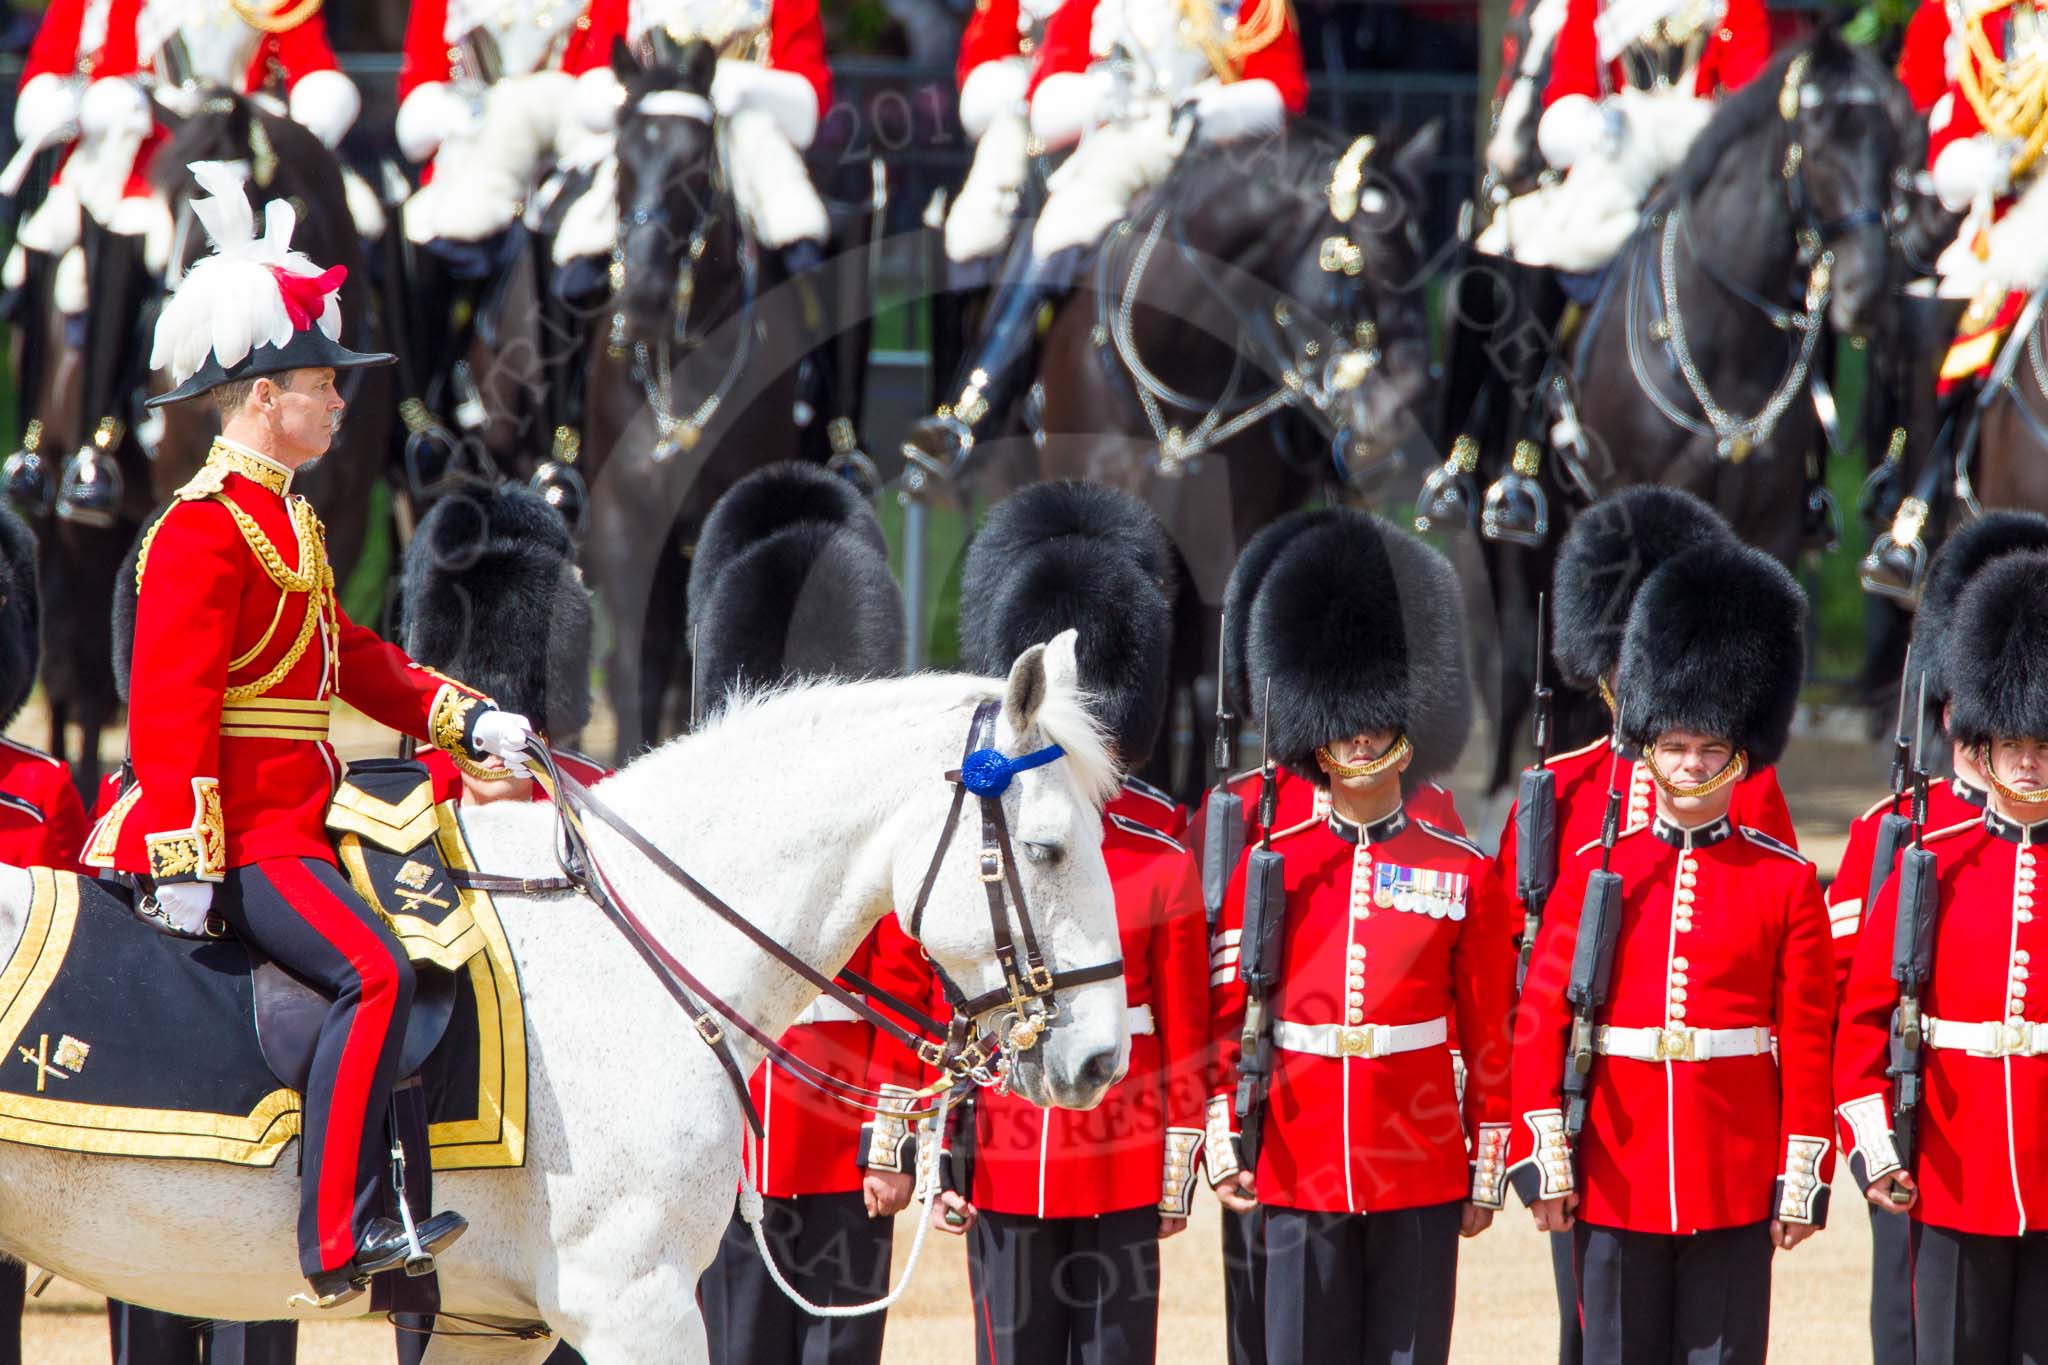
[[1511, 541, 1833, 1365], [83, 161, 536, 1307], [1484, 485, 1795, 1365], [682, 462, 930, 1365], [899, 0, 1307, 483], [927, 481, 1209, 1365], [1835, 546, 2048, 1365], [1824, 516, 2048, 1365], [1203, 509, 1513, 1365], [1477, 0, 1768, 270], [1194, 505, 1466, 1365]]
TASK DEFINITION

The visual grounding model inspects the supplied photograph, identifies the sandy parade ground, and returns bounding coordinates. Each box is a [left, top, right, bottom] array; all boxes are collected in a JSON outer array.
[[13, 699, 1896, 1362]]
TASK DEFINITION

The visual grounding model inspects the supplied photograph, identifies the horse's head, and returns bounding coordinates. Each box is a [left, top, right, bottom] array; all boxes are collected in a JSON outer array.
[[1777, 29, 1902, 335], [610, 36, 724, 340], [904, 632, 1129, 1110], [1281, 124, 1439, 482], [1883, 65, 1962, 282]]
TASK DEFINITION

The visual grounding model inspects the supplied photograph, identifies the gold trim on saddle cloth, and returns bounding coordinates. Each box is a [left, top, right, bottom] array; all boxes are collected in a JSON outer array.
[[0, 869, 303, 1164]]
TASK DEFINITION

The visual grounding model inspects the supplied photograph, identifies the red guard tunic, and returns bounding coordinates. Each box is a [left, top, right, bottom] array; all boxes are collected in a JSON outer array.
[[86, 441, 492, 883], [1542, 0, 1769, 107], [1509, 815, 1837, 1233], [0, 739, 87, 873], [1200, 765, 1465, 854], [573, 0, 832, 119], [958, 0, 1029, 86], [1827, 778, 1986, 997], [398, 0, 618, 100], [969, 813, 1210, 1218], [25, 0, 345, 97], [1028, 0, 1309, 114], [1898, 0, 1956, 113], [1836, 812, 2048, 1236], [1208, 806, 1516, 1214], [745, 915, 936, 1196], [1107, 776, 1187, 840]]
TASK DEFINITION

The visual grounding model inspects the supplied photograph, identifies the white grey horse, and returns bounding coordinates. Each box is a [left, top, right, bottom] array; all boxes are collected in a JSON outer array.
[[0, 633, 1130, 1362]]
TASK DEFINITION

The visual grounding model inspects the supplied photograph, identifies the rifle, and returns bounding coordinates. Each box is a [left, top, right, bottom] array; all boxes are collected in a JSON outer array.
[[1562, 719, 1628, 1144], [1202, 621, 1244, 929], [1515, 594, 1560, 993], [1234, 680, 1285, 1172], [941, 1091, 976, 1226], [1867, 647, 1917, 905], [1887, 674, 1939, 1198]]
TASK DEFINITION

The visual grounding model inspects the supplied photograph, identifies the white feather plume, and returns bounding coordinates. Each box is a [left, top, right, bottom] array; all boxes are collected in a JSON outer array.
[[150, 160, 342, 386]]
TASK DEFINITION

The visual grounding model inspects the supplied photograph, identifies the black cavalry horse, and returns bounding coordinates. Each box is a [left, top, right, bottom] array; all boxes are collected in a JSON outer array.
[[913, 121, 1441, 796], [578, 39, 823, 760], [1472, 32, 1905, 788]]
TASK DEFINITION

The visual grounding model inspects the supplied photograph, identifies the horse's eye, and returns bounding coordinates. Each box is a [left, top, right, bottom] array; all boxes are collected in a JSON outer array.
[[1020, 841, 1064, 867]]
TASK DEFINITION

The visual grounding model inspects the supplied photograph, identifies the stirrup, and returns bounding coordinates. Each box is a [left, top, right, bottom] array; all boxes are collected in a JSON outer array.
[[288, 1271, 367, 1311]]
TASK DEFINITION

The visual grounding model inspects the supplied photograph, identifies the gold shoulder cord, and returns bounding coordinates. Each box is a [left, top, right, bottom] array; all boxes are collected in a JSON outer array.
[[1179, 0, 1295, 82], [1960, 1, 2048, 182]]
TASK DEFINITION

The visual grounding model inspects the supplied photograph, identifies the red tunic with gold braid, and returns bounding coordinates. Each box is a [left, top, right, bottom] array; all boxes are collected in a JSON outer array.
[[1836, 811, 2048, 1236], [572, 0, 832, 119], [1541, 0, 1770, 107], [1207, 805, 1516, 1214], [745, 914, 937, 1197], [398, 0, 618, 100], [87, 440, 494, 883], [1509, 815, 1837, 1233], [1027, 0, 1308, 113], [968, 813, 1211, 1218]]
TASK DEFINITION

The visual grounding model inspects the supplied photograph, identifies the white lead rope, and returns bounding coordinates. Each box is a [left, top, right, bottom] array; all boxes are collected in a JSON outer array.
[[738, 1086, 954, 1318]]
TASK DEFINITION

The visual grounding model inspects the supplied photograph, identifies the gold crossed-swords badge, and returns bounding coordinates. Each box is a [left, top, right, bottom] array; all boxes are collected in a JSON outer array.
[[17, 1033, 90, 1093]]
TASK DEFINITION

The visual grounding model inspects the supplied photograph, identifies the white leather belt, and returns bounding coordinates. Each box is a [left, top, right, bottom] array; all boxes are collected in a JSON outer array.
[[1925, 1016, 2048, 1058], [793, 993, 867, 1026], [1128, 1003, 1155, 1036], [1273, 1015, 1447, 1060], [1595, 1025, 1773, 1062]]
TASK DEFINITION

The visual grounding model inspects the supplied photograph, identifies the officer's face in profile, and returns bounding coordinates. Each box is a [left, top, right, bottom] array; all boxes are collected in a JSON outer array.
[[1650, 730, 1739, 822], [1990, 736, 2048, 807], [262, 368, 345, 465]]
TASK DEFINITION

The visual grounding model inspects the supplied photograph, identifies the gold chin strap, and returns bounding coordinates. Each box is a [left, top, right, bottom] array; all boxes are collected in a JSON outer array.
[[1318, 733, 1412, 781], [1641, 747, 1747, 801], [1597, 678, 1619, 720], [1979, 747, 2048, 805]]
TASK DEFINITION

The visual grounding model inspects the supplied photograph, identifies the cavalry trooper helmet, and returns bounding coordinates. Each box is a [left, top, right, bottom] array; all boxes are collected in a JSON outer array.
[[1910, 512, 2048, 727], [1614, 541, 1805, 768], [147, 160, 394, 407], [1246, 507, 1471, 787], [687, 462, 904, 709], [401, 481, 593, 740], [1945, 549, 2048, 752], [1551, 486, 1735, 695], [959, 482, 1176, 770]]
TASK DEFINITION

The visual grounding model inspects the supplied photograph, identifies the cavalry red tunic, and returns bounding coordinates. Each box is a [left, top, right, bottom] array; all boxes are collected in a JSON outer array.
[[968, 813, 1210, 1218], [573, 0, 832, 118], [1208, 806, 1515, 1214], [958, 0, 1032, 87], [1836, 812, 2048, 1236], [1898, 0, 1955, 113], [1509, 816, 1837, 1232], [1541, 0, 1769, 106], [25, 0, 343, 93], [1827, 778, 1986, 997], [398, 0, 617, 100], [87, 441, 493, 883], [0, 740, 86, 874], [1027, 0, 1309, 113]]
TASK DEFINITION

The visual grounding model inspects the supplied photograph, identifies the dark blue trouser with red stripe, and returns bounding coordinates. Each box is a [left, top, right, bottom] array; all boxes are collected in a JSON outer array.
[[217, 857, 416, 1280]]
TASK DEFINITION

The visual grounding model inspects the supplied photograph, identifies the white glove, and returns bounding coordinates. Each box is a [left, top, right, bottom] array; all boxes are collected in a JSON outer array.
[[1186, 78, 1284, 144], [710, 60, 820, 149], [1536, 92, 1605, 171], [959, 58, 1029, 143], [1932, 134, 2013, 213], [78, 77, 151, 141], [14, 73, 82, 147], [471, 709, 537, 770], [395, 81, 481, 165], [152, 881, 215, 936], [288, 69, 361, 150], [1029, 70, 1114, 150]]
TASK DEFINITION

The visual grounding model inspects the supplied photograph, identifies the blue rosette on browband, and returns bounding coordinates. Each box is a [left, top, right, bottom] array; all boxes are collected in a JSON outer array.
[[957, 743, 1065, 797]]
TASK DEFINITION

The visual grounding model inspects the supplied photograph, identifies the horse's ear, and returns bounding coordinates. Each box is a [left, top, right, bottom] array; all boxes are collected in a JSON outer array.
[[1002, 641, 1049, 737], [610, 36, 639, 84], [1391, 120, 1443, 194], [682, 39, 717, 95]]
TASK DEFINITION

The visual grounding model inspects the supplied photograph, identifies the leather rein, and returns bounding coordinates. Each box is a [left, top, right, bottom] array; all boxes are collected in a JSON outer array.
[[505, 701, 1122, 1134]]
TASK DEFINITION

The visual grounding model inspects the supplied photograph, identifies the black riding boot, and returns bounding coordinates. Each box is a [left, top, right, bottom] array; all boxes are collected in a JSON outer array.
[[900, 246, 1080, 493], [59, 216, 149, 528]]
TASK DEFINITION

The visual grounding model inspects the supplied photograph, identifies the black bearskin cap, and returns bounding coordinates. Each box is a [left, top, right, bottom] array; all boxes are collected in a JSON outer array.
[[959, 483, 1176, 767], [111, 513, 153, 705], [686, 462, 885, 636], [1552, 487, 1734, 690], [0, 504, 37, 725], [1221, 507, 1337, 716], [688, 464, 902, 707], [402, 481, 593, 737], [1248, 509, 1470, 784], [1615, 542, 1806, 767], [1946, 550, 2048, 747], [1911, 511, 2048, 708]]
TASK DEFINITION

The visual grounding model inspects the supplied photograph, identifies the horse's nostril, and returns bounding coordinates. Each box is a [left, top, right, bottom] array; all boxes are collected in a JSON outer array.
[[1075, 1048, 1120, 1095]]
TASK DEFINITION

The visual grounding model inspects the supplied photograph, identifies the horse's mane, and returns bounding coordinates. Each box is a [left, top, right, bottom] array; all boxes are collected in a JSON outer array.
[[1158, 121, 1374, 219], [652, 671, 1121, 806], [1667, 35, 1877, 198]]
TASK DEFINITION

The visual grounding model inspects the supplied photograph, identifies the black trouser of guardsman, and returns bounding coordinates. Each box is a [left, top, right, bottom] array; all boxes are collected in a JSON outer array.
[[1548, 1227, 1584, 1365], [216, 858, 416, 1279], [1222, 1207, 1267, 1365], [105, 1302, 297, 1364], [697, 1192, 893, 1365], [1574, 1220, 1773, 1365], [1853, 1151, 1913, 1365], [1261, 1202, 1461, 1365], [1910, 1221, 2048, 1365], [967, 1206, 1161, 1365]]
